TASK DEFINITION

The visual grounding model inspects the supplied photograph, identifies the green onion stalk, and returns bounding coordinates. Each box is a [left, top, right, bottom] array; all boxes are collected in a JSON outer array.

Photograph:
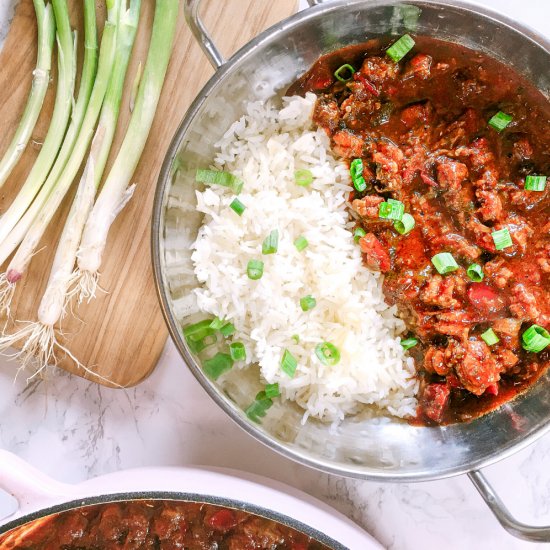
[[0, 0, 56, 189], [0, 0, 76, 313], [0, 0, 119, 323], [0, 0, 96, 254], [74, 0, 179, 301], [1, 1, 142, 374]]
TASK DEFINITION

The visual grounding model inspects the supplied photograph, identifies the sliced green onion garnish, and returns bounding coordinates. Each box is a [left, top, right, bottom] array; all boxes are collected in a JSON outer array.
[[184, 319, 215, 349], [203, 352, 234, 380], [209, 317, 225, 330], [300, 295, 317, 312], [245, 392, 273, 423], [294, 235, 308, 252], [292, 334, 300, 344], [262, 229, 279, 255], [265, 383, 281, 398], [229, 197, 245, 216], [183, 320, 218, 353], [400, 337, 418, 350], [220, 322, 236, 337], [491, 227, 513, 250], [522, 324, 550, 353], [350, 158, 367, 192], [525, 175, 547, 191], [247, 259, 264, 280], [488, 111, 513, 132], [353, 227, 366, 242], [229, 341, 246, 361], [334, 63, 355, 82], [295, 169, 313, 187], [196, 169, 244, 194], [394, 213, 415, 235], [386, 34, 415, 62], [431, 252, 459, 275], [467, 263, 484, 282], [379, 198, 405, 221], [481, 328, 499, 346], [315, 342, 341, 366], [281, 349, 297, 378]]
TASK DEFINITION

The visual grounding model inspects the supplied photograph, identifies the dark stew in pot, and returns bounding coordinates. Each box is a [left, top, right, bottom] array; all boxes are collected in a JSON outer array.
[[289, 35, 550, 424], [0, 500, 331, 549]]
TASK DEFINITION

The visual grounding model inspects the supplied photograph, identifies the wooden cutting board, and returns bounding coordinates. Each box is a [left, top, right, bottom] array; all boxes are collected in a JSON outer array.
[[0, 0, 298, 387]]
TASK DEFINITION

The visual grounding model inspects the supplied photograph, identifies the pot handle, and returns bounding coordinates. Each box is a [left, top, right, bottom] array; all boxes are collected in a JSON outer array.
[[468, 470, 550, 542], [0, 450, 71, 519], [184, 0, 226, 69], [185, 0, 321, 69]]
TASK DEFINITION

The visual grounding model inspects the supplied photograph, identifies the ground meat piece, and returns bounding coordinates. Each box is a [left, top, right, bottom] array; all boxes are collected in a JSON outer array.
[[429, 233, 481, 261], [57, 513, 89, 546], [313, 98, 340, 133], [509, 284, 542, 323], [424, 340, 465, 376], [419, 274, 464, 309], [510, 184, 548, 209], [332, 131, 364, 159], [359, 233, 391, 272], [434, 108, 481, 149], [351, 195, 384, 218], [418, 309, 475, 340], [373, 141, 404, 191], [454, 338, 500, 395], [499, 214, 534, 253], [236, 518, 286, 550], [405, 53, 433, 79], [360, 56, 399, 84], [151, 508, 187, 542], [493, 317, 522, 349], [484, 259, 514, 288], [512, 137, 534, 160], [424, 346, 446, 375], [496, 349, 519, 371], [340, 96, 381, 131], [456, 137, 496, 169], [436, 159, 468, 192], [536, 241, 550, 273], [400, 103, 431, 129], [421, 383, 451, 423], [476, 188, 503, 221], [394, 228, 429, 271], [466, 217, 497, 252]]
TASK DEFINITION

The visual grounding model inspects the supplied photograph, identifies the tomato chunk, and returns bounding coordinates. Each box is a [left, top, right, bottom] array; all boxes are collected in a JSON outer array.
[[206, 509, 238, 532], [467, 282, 506, 314], [421, 383, 451, 423]]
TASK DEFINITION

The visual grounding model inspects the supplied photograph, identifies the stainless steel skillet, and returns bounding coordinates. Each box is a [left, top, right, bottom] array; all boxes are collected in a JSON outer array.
[[152, 0, 550, 541]]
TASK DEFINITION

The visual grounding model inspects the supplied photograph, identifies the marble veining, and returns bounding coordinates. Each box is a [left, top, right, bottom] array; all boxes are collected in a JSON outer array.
[[0, 0, 550, 549]]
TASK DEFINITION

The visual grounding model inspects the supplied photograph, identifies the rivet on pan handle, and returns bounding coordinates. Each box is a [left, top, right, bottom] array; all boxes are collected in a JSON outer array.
[[184, 0, 226, 70], [469, 470, 550, 542]]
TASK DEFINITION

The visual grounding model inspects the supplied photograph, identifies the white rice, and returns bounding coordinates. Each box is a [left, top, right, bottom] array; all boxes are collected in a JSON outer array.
[[191, 92, 418, 422]]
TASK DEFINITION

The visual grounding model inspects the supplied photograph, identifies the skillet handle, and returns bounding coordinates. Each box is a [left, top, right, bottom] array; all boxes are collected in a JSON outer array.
[[468, 470, 550, 542], [0, 450, 71, 520], [184, 0, 226, 69]]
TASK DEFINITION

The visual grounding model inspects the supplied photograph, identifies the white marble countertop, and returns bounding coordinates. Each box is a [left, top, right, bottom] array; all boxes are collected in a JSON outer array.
[[1, 0, 550, 549]]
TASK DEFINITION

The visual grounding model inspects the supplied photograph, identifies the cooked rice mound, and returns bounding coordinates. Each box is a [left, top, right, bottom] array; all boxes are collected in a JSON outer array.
[[192, 92, 418, 422]]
